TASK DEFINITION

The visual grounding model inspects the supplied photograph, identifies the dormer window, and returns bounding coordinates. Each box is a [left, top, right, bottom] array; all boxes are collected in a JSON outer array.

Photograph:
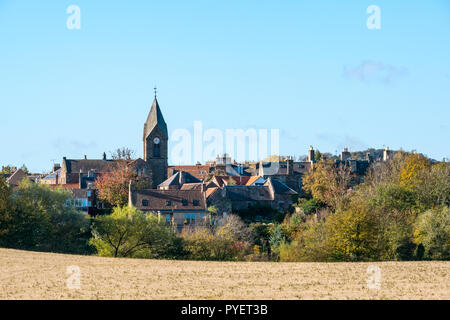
[[182, 199, 188, 206], [142, 200, 148, 206], [166, 200, 171, 206], [193, 200, 199, 206]]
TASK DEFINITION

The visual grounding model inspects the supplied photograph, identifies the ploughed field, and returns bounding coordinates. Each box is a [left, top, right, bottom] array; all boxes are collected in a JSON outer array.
[[0, 248, 448, 300]]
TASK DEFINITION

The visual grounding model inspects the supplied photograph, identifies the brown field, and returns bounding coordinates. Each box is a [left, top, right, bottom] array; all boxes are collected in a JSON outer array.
[[0, 248, 448, 300]]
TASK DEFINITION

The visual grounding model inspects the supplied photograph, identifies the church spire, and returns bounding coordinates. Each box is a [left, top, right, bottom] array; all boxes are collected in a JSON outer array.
[[143, 91, 168, 140]]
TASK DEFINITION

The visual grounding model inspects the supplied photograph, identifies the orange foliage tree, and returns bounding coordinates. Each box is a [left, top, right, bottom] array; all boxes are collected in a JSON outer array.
[[95, 162, 147, 207]]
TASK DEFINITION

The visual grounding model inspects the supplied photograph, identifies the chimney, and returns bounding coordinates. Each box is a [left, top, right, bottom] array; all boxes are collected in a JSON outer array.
[[286, 156, 293, 175], [341, 148, 351, 161], [179, 171, 185, 185], [84, 155, 87, 160], [308, 146, 315, 163], [53, 163, 61, 172], [102, 152, 107, 161]]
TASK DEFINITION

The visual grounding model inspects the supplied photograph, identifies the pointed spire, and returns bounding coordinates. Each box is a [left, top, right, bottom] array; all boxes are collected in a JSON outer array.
[[143, 91, 168, 139]]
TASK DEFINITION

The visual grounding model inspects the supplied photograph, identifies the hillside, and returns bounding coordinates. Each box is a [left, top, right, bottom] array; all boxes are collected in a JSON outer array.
[[0, 248, 448, 299]]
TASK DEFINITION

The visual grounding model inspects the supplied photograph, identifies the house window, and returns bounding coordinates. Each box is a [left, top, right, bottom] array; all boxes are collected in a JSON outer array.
[[165, 214, 171, 224], [193, 200, 199, 206], [142, 199, 149, 206], [184, 213, 196, 224], [182, 199, 188, 206], [166, 200, 172, 206]]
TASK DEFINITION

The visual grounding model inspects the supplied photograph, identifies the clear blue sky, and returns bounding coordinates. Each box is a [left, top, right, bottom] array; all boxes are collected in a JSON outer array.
[[1, 0, 449, 173]]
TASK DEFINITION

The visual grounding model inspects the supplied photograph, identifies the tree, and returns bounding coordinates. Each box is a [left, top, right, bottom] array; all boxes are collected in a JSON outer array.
[[20, 164, 29, 175], [399, 153, 431, 190], [90, 206, 180, 258], [1, 165, 15, 174], [181, 214, 251, 261], [314, 150, 322, 162], [218, 214, 251, 242], [302, 159, 352, 210], [416, 162, 450, 208], [295, 198, 325, 215], [110, 147, 136, 160], [0, 177, 12, 238], [0, 179, 92, 254], [326, 201, 379, 261], [95, 162, 137, 207], [414, 206, 450, 260]]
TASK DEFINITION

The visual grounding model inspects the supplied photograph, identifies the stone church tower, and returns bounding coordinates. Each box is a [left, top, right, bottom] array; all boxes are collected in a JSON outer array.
[[143, 96, 168, 188]]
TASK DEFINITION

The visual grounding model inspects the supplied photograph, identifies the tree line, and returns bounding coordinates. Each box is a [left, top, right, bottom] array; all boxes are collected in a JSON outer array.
[[0, 151, 448, 261]]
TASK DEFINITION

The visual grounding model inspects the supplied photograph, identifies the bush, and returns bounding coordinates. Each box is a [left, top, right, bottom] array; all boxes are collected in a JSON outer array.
[[296, 198, 325, 215], [181, 215, 252, 261]]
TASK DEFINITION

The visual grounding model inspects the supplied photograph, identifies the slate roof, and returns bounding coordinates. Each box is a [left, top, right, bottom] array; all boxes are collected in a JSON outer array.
[[158, 171, 202, 188], [266, 178, 297, 195], [180, 183, 203, 190], [6, 169, 27, 186], [143, 97, 168, 139], [131, 189, 207, 211], [63, 158, 115, 174], [225, 185, 273, 202]]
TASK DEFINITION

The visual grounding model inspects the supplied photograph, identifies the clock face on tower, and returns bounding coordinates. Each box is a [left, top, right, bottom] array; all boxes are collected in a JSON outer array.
[[153, 137, 160, 144]]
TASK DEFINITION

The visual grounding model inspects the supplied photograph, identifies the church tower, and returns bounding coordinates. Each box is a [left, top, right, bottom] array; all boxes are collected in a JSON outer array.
[[143, 94, 168, 188]]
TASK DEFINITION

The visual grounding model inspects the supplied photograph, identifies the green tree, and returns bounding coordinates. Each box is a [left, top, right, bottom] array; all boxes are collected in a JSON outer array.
[[90, 206, 179, 258], [1, 165, 15, 174], [1, 179, 92, 254], [414, 206, 450, 260], [0, 177, 12, 239]]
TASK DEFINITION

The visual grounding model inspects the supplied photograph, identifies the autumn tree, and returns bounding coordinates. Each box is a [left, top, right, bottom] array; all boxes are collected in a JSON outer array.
[[95, 161, 143, 207], [399, 153, 431, 190], [302, 159, 352, 210]]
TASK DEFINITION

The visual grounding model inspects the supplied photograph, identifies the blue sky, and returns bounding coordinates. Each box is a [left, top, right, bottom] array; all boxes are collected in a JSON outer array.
[[0, 0, 449, 172]]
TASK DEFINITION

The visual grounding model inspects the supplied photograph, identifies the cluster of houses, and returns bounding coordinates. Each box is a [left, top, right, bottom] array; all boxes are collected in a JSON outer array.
[[1, 95, 397, 232]]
